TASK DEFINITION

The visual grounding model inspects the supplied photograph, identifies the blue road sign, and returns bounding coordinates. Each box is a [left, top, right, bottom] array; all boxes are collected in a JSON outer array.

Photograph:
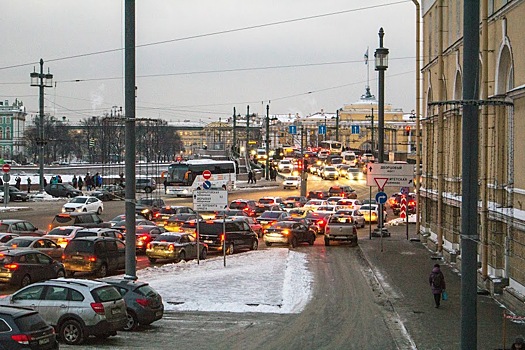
[[375, 191, 388, 204], [318, 125, 326, 135], [351, 125, 360, 134], [203, 180, 212, 189], [289, 125, 297, 134], [401, 187, 409, 195]]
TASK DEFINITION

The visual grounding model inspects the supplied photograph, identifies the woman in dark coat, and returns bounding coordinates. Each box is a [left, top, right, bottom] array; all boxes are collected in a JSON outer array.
[[429, 263, 446, 308]]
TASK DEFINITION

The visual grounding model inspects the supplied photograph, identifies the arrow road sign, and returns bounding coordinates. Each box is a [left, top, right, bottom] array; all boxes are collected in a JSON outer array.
[[375, 191, 387, 204], [366, 163, 414, 187]]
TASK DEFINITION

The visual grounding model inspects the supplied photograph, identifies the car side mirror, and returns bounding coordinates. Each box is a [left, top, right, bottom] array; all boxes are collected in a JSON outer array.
[[9, 296, 14, 304]]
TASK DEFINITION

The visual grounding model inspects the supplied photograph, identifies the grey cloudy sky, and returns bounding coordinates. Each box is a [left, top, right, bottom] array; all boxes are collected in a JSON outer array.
[[0, 0, 417, 123]]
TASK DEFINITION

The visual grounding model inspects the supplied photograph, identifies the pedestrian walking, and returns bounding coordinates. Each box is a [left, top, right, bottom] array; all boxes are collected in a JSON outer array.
[[43, 177, 47, 187], [247, 170, 253, 184], [78, 176, 83, 191], [14, 176, 21, 190], [512, 336, 524, 350], [429, 263, 446, 308], [26, 177, 31, 193], [252, 170, 257, 184], [72, 175, 78, 189], [163, 179, 167, 194]]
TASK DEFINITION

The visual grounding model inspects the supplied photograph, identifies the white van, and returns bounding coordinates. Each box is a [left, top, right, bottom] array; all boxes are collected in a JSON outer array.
[[341, 152, 357, 167]]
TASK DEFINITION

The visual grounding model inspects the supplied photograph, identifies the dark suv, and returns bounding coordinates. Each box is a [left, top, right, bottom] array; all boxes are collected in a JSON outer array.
[[136, 198, 166, 220], [229, 199, 258, 217], [62, 236, 126, 277], [0, 305, 58, 350], [198, 219, 258, 254], [328, 185, 357, 199], [49, 212, 110, 231]]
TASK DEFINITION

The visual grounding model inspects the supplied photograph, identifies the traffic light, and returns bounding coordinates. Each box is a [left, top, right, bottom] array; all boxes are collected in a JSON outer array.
[[297, 159, 303, 171], [404, 125, 411, 136]]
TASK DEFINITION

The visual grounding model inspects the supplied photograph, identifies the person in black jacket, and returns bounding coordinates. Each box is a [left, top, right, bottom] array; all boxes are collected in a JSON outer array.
[[429, 263, 446, 308]]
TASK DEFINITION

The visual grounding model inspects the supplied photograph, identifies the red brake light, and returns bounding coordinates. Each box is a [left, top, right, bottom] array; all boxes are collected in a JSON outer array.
[[4, 263, 18, 270], [90, 302, 105, 315], [154, 212, 160, 218], [136, 298, 149, 307], [146, 243, 152, 249], [168, 244, 175, 251], [88, 256, 97, 262], [220, 233, 225, 241], [11, 334, 31, 344]]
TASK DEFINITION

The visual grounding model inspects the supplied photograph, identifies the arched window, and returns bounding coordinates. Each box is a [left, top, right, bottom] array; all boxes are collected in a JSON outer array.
[[5, 127, 10, 140]]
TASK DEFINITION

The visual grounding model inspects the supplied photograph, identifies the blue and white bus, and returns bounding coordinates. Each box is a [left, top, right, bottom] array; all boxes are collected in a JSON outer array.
[[319, 140, 343, 155], [165, 159, 237, 197]]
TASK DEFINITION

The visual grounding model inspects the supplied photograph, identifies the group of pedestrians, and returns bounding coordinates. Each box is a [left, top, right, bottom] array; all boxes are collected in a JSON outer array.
[[247, 169, 257, 184]]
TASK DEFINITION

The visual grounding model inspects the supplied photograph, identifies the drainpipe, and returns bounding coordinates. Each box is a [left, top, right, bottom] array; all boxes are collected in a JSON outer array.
[[480, 0, 489, 280], [412, 0, 422, 237], [436, 0, 444, 254]]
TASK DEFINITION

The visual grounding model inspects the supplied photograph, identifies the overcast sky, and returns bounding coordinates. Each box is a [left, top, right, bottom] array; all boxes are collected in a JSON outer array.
[[0, 0, 417, 124]]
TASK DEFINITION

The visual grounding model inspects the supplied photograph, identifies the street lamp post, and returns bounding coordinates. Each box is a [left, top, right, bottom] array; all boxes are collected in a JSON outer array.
[[374, 27, 389, 236], [324, 115, 327, 141], [335, 108, 341, 142], [30, 59, 53, 192], [265, 104, 270, 180]]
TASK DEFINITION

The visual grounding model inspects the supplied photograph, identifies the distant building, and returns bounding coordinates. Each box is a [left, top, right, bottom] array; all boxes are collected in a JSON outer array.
[[0, 99, 27, 161]]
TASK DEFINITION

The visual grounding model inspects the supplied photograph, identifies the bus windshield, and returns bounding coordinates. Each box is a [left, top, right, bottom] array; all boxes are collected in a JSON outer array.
[[167, 163, 190, 184]]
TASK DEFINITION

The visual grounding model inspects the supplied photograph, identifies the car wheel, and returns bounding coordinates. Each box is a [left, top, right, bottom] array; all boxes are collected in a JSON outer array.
[[250, 239, 258, 251], [66, 270, 75, 277], [66, 193, 72, 198], [266, 242, 272, 247], [56, 269, 66, 278], [20, 274, 31, 288], [123, 310, 138, 331], [97, 264, 108, 278], [290, 237, 298, 248], [97, 207, 103, 215], [200, 248, 207, 260], [324, 238, 330, 246], [178, 251, 186, 262], [148, 257, 157, 263], [144, 187, 152, 193], [308, 234, 315, 246], [226, 243, 234, 255], [60, 319, 84, 345]]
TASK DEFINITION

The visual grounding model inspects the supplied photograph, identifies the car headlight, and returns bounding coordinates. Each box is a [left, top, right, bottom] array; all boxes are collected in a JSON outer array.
[[61, 207, 66, 213]]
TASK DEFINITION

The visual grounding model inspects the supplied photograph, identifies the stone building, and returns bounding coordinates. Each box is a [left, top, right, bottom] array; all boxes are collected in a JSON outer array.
[[421, 0, 525, 307]]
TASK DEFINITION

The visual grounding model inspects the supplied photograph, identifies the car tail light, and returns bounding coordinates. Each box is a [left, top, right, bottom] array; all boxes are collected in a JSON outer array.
[[88, 256, 97, 262], [139, 235, 148, 241], [90, 302, 105, 315], [4, 263, 18, 270], [11, 334, 31, 344], [168, 244, 175, 251], [154, 212, 160, 219], [136, 298, 149, 307], [146, 243, 152, 249], [282, 229, 290, 236], [220, 233, 225, 241], [317, 219, 325, 227], [61, 254, 66, 260]]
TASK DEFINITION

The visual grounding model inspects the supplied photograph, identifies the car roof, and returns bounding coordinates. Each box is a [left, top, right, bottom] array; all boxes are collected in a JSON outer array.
[[70, 236, 120, 241], [0, 305, 38, 317], [0, 249, 43, 256], [39, 278, 112, 289], [0, 219, 27, 224], [96, 278, 149, 289]]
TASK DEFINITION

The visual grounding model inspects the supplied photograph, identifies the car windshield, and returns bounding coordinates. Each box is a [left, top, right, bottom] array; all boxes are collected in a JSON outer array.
[[258, 199, 275, 204], [69, 197, 88, 204], [47, 227, 75, 236], [64, 240, 94, 253], [75, 231, 98, 238], [360, 205, 377, 211], [259, 212, 282, 219], [5, 239, 32, 247], [285, 177, 300, 181]]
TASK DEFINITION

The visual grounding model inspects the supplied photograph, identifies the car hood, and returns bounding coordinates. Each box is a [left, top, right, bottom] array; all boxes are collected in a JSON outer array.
[[63, 203, 85, 208]]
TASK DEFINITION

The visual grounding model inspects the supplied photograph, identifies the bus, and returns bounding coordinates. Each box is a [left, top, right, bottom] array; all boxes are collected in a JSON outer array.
[[165, 159, 237, 197], [318, 140, 343, 155]]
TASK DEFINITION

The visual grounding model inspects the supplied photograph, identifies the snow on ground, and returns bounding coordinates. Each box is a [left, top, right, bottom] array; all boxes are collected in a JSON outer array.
[[130, 248, 313, 314]]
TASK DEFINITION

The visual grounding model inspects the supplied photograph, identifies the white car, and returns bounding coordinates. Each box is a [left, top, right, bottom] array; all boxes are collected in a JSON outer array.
[[283, 176, 300, 189], [336, 199, 362, 210], [322, 166, 339, 180], [62, 196, 104, 214], [303, 199, 327, 211], [315, 205, 338, 213], [336, 209, 366, 228], [278, 159, 293, 173]]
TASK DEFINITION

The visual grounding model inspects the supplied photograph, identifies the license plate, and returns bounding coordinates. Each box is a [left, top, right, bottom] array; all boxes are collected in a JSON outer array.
[[111, 308, 121, 315], [39, 338, 50, 345], [72, 256, 83, 260], [203, 240, 213, 244]]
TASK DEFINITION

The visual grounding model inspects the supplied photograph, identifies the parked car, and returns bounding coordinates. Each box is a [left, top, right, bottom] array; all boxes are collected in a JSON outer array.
[[228, 199, 258, 217], [62, 195, 104, 214], [257, 211, 290, 229], [153, 205, 197, 224], [135, 198, 166, 220], [62, 236, 126, 277], [134, 225, 166, 253], [98, 278, 164, 331], [0, 237, 64, 261], [196, 219, 258, 254], [328, 185, 357, 199], [49, 212, 110, 231], [124, 178, 156, 193], [91, 184, 125, 201], [0, 219, 46, 237], [44, 183, 82, 198], [0, 186, 29, 202], [263, 221, 316, 247], [0, 278, 127, 345], [0, 305, 58, 350], [146, 232, 208, 263], [0, 250, 65, 288]]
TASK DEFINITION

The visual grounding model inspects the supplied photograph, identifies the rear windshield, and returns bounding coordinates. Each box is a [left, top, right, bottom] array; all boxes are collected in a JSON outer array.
[[198, 222, 243, 234], [53, 215, 75, 225], [136, 284, 159, 298], [258, 199, 275, 205], [91, 286, 122, 302], [154, 234, 180, 243], [306, 212, 328, 220], [259, 212, 282, 219], [229, 202, 247, 210], [64, 240, 94, 253], [47, 227, 75, 236], [75, 231, 98, 238], [15, 313, 48, 332], [159, 207, 177, 214], [0, 255, 14, 264]]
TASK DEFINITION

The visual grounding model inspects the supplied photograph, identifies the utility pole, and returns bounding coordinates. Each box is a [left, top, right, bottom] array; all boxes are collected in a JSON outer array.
[[300, 125, 307, 197], [265, 104, 270, 180], [233, 107, 237, 155], [336, 108, 340, 142], [246, 105, 250, 152]]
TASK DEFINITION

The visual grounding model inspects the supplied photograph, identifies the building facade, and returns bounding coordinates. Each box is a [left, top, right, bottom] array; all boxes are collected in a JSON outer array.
[[0, 99, 26, 161], [421, 0, 525, 308]]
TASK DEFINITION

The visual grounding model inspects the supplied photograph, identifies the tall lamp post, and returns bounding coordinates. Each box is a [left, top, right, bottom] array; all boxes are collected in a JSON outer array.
[[30, 59, 53, 192], [265, 105, 270, 180], [374, 27, 389, 236]]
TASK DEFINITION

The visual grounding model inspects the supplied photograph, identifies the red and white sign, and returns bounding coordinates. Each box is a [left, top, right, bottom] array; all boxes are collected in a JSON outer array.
[[1, 164, 10, 173], [202, 170, 212, 180], [374, 178, 388, 191], [400, 196, 407, 219]]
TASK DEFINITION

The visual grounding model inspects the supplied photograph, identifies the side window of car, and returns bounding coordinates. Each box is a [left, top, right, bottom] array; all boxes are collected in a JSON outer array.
[[70, 289, 84, 302], [94, 241, 104, 254], [43, 286, 68, 301], [241, 222, 250, 232], [188, 235, 196, 243], [0, 319, 11, 332], [36, 253, 52, 265], [106, 241, 118, 253], [180, 236, 188, 244], [13, 285, 45, 301], [25, 253, 38, 264]]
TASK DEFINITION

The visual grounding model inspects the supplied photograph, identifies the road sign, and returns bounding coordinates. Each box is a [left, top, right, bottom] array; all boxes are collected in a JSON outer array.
[[366, 163, 414, 187], [351, 125, 360, 134], [193, 190, 228, 211], [1, 164, 10, 173], [2, 173, 10, 183], [289, 125, 297, 135], [203, 180, 212, 189], [401, 186, 409, 195], [374, 178, 388, 191], [202, 170, 212, 180], [318, 125, 326, 135], [375, 191, 387, 204]]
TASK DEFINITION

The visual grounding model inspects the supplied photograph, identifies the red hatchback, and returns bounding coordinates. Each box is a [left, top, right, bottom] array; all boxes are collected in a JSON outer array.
[[229, 200, 258, 217]]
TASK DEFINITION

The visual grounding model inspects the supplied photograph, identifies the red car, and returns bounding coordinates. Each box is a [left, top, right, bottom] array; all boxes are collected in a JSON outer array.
[[134, 225, 166, 253]]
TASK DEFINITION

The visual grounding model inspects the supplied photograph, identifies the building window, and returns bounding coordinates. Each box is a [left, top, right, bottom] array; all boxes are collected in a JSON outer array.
[[5, 127, 10, 140], [0, 127, 3, 140]]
